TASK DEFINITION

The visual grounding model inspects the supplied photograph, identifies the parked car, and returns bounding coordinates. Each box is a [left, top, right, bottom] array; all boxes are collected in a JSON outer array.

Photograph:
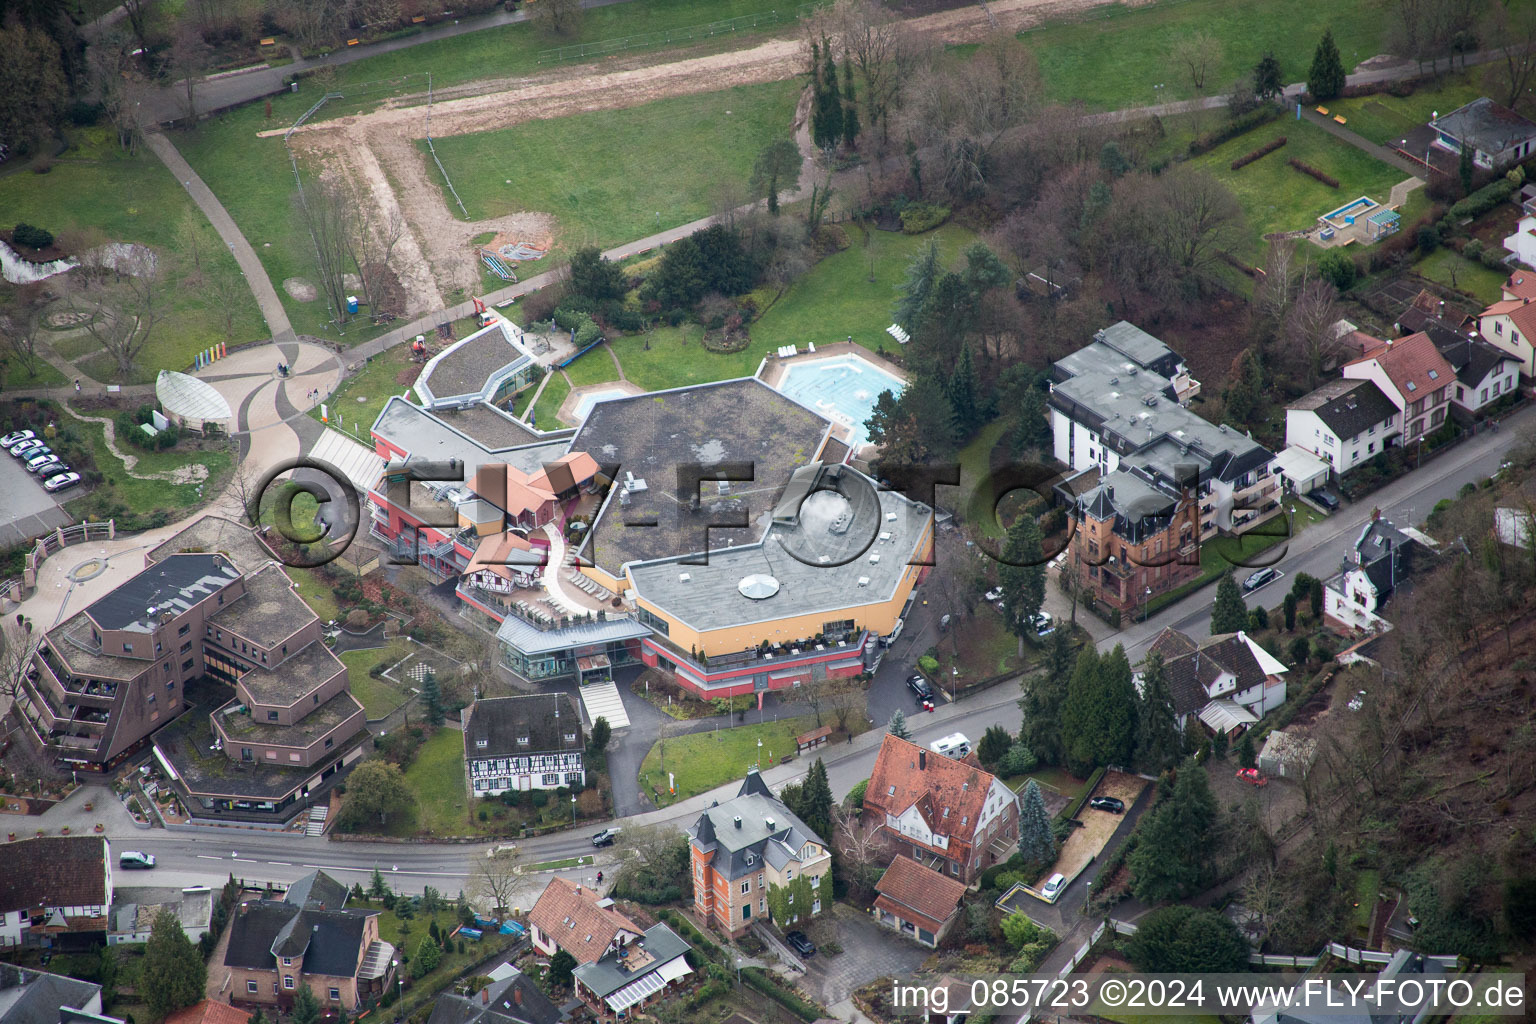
[[591, 828, 620, 847], [784, 931, 816, 957], [119, 851, 156, 869], [1, 429, 36, 448], [1031, 611, 1056, 636], [983, 587, 1003, 601], [27, 457, 65, 478], [1088, 796, 1125, 813], [22, 448, 55, 470], [1242, 567, 1279, 592], [9, 439, 44, 458], [1039, 873, 1066, 900], [1235, 768, 1268, 787], [1311, 489, 1340, 511], [43, 471, 81, 493], [907, 674, 934, 701]]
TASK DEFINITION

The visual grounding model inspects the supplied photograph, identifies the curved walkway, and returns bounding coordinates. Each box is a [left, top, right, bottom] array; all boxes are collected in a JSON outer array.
[[142, 131, 295, 344]]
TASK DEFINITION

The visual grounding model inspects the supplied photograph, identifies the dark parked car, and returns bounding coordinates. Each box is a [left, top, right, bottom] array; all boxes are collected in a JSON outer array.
[[591, 828, 620, 847], [1311, 489, 1340, 511], [785, 931, 816, 957], [1088, 796, 1125, 813], [907, 674, 934, 701], [1242, 567, 1279, 592]]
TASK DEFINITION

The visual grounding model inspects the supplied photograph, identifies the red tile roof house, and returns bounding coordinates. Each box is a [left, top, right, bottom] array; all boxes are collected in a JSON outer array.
[[871, 856, 969, 948], [1478, 296, 1536, 378], [525, 880, 693, 1021], [862, 735, 1020, 885], [0, 836, 113, 949], [1341, 333, 1456, 444]]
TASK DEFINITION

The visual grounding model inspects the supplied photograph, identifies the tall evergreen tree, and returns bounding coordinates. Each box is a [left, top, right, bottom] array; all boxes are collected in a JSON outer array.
[[370, 866, 389, 901], [422, 671, 444, 725], [1017, 779, 1056, 867], [893, 239, 941, 332], [1237, 730, 1257, 769], [1135, 653, 1182, 773], [819, 46, 843, 149], [998, 507, 1046, 654], [1128, 765, 1218, 901], [888, 708, 912, 739], [1307, 28, 1345, 101], [1459, 141, 1475, 197], [840, 56, 860, 147], [1010, 383, 1051, 457], [1210, 571, 1249, 634], [977, 725, 1013, 768], [947, 344, 980, 438], [1020, 628, 1072, 765], [1253, 52, 1284, 100], [1061, 645, 1136, 774], [798, 758, 834, 838], [142, 906, 206, 1021]]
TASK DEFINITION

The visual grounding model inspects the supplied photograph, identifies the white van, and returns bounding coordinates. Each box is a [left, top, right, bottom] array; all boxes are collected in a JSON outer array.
[[929, 733, 971, 760], [879, 618, 905, 648], [1040, 873, 1065, 901]]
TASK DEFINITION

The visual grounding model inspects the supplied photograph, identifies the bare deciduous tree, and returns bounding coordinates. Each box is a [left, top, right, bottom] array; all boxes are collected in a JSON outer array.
[[91, 33, 150, 154], [0, 617, 42, 702], [1487, 0, 1536, 109], [295, 170, 357, 324], [825, 0, 928, 147], [830, 805, 884, 901], [169, 22, 212, 123], [1284, 274, 1344, 389], [1170, 29, 1223, 92], [531, 0, 583, 36], [0, 285, 48, 380], [72, 247, 163, 381], [345, 196, 412, 321], [473, 850, 520, 919]]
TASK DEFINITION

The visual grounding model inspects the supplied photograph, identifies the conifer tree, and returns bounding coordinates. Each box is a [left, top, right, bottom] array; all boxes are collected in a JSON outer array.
[[888, 708, 911, 739], [1308, 29, 1345, 101], [1017, 779, 1056, 867]]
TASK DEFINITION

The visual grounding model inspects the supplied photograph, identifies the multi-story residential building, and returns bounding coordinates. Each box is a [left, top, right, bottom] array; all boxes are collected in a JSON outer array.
[[462, 694, 585, 796], [223, 871, 393, 1011], [1429, 324, 1523, 414], [1427, 98, 1536, 172], [0, 837, 112, 948], [526, 880, 693, 1020], [1063, 474, 1203, 615], [1478, 295, 1536, 378], [1145, 628, 1289, 736], [1342, 332, 1456, 443], [686, 770, 831, 936], [425, 967, 564, 1024], [1323, 515, 1437, 634], [862, 735, 1019, 885], [1049, 322, 1279, 542], [1284, 378, 1401, 475], [0, 965, 118, 1024]]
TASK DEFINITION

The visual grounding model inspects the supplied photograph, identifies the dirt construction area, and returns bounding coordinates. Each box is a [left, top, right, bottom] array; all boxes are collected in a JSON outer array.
[[272, 0, 1131, 317], [1038, 770, 1148, 889]]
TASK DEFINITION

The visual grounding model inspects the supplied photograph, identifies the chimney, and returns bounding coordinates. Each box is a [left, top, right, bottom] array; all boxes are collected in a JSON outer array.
[[513, 987, 523, 1007], [733, 816, 742, 829], [919, 750, 927, 770], [482, 990, 489, 1005]]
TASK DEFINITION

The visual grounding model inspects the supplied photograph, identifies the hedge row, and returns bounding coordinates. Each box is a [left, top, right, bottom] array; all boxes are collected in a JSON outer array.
[[1449, 177, 1519, 220], [742, 968, 823, 1023], [1288, 158, 1339, 188], [1060, 765, 1108, 821], [1231, 136, 1287, 170], [1188, 105, 1279, 156]]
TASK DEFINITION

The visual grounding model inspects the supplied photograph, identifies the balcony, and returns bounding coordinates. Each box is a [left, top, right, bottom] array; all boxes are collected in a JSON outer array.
[[34, 656, 116, 709], [648, 631, 870, 678]]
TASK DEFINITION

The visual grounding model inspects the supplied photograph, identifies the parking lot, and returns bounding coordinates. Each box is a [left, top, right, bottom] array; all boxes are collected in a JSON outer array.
[[0, 446, 72, 551]]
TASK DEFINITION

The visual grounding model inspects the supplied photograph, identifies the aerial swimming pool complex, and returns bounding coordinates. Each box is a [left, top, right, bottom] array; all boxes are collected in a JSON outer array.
[[775, 354, 906, 450]]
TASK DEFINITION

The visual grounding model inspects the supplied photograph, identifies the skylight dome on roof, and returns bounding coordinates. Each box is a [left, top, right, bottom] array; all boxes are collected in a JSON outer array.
[[737, 574, 780, 600]]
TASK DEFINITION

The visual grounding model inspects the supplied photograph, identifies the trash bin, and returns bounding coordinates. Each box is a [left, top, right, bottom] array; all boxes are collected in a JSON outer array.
[[346, 295, 359, 314]]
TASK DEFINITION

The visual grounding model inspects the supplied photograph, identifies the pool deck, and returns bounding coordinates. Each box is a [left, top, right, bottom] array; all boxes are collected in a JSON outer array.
[[556, 380, 645, 427], [755, 342, 908, 461], [1303, 177, 1423, 250]]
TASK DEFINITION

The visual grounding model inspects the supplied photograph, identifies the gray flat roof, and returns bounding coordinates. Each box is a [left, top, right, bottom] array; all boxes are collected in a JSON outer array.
[[373, 396, 570, 484], [146, 516, 276, 573], [569, 378, 832, 576], [434, 402, 553, 450], [573, 923, 690, 999], [209, 565, 317, 645], [233, 640, 346, 707], [628, 472, 928, 632], [84, 554, 241, 633], [415, 320, 536, 407], [494, 613, 651, 657], [215, 689, 362, 745]]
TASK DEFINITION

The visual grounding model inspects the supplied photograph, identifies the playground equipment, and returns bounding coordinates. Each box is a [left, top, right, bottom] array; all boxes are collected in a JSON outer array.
[[477, 239, 549, 282]]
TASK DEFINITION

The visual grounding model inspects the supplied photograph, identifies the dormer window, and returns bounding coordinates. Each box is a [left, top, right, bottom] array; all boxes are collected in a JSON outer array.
[[476, 739, 488, 749], [517, 735, 530, 746], [887, 786, 896, 796], [564, 732, 577, 744]]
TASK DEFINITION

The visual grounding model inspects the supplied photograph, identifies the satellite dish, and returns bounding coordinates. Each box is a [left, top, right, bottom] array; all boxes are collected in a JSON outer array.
[[737, 574, 780, 600]]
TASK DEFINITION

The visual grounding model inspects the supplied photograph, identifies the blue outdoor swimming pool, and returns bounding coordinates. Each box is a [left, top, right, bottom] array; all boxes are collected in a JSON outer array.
[[1323, 196, 1376, 223], [777, 356, 905, 450]]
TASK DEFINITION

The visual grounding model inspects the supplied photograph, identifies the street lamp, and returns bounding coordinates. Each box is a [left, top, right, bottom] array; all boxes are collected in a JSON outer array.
[[1143, 586, 1152, 623], [391, 960, 402, 1024], [571, 794, 577, 824]]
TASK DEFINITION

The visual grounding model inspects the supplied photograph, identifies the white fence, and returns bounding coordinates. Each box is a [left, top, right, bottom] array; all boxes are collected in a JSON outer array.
[[1107, 920, 1458, 969]]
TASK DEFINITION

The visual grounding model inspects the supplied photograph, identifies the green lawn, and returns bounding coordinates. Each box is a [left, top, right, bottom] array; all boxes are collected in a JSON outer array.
[[312, 344, 419, 433], [531, 373, 571, 428], [638, 715, 825, 807], [402, 727, 475, 836], [1350, 868, 1380, 935], [1415, 247, 1507, 306], [1005, 766, 1089, 798], [60, 413, 231, 519], [1021, 0, 1385, 111], [320, 0, 801, 95], [526, 855, 594, 871], [1327, 72, 1493, 147], [1143, 503, 1319, 617], [0, 127, 265, 383], [426, 79, 801, 249], [285, 568, 341, 623], [342, 639, 413, 719], [356, 899, 518, 1017], [955, 420, 1013, 541], [1190, 119, 1411, 262], [564, 345, 623, 388]]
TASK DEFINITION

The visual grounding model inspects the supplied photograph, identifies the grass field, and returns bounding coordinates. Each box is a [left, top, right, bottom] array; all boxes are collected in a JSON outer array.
[[342, 639, 412, 718], [531, 373, 572, 428], [563, 345, 623, 388], [313, 345, 419, 432], [638, 715, 824, 807], [1190, 119, 1410, 261], [1020, 0, 1385, 111], [320, 0, 802, 95], [403, 727, 476, 835], [427, 79, 802, 249], [1415, 247, 1508, 306], [1326, 71, 1493, 147], [0, 127, 265, 384], [285, 567, 342, 622], [60, 413, 231, 519]]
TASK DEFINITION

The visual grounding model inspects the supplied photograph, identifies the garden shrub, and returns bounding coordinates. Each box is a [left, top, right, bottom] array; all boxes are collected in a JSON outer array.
[[996, 743, 1037, 777], [1449, 177, 1517, 220], [1318, 249, 1357, 290], [1230, 136, 1286, 170], [572, 318, 602, 349], [917, 654, 939, 675], [741, 968, 821, 1022], [1287, 158, 1339, 188], [12, 223, 54, 250], [1417, 225, 1440, 253], [1187, 106, 1278, 155], [899, 202, 950, 234]]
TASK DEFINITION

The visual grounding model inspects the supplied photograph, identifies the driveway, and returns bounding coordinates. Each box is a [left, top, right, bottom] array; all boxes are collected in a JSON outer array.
[[797, 904, 930, 1005], [0, 446, 71, 551]]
